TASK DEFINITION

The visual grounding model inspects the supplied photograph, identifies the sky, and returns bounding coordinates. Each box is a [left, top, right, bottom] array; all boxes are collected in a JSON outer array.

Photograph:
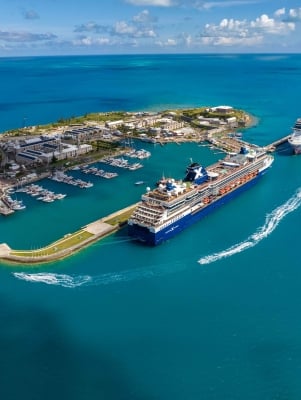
[[0, 0, 301, 56]]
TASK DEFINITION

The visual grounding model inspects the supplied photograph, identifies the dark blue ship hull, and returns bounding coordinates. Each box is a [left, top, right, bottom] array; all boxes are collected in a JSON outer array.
[[128, 170, 267, 246]]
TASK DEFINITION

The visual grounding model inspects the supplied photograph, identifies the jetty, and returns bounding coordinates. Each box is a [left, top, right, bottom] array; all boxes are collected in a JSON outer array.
[[207, 130, 291, 154], [264, 134, 291, 152], [0, 203, 137, 265]]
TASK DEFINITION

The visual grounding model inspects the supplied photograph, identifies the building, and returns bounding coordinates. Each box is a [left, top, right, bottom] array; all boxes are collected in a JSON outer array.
[[210, 105, 234, 114], [14, 134, 92, 165]]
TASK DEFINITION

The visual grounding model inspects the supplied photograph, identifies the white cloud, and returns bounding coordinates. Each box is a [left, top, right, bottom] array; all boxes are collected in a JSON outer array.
[[73, 36, 111, 46], [126, 0, 173, 6], [113, 20, 156, 37], [200, 0, 259, 10], [185, 34, 192, 46], [115, 21, 136, 35], [74, 9, 157, 41], [126, 0, 260, 8], [287, 8, 301, 22], [112, 9, 157, 38], [200, 35, 263, 46], [74, 22, 107, 33], [274, 8, 285, 17], [0, 30, 56, 43], [250, 14, 295, 34], [199, 11, 295, 48], [133, 10, 157, 23], [156, 38, 177, 46]]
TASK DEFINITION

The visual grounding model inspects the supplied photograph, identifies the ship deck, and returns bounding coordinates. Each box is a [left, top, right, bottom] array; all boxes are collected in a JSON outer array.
[[144, 151, 266, 205]]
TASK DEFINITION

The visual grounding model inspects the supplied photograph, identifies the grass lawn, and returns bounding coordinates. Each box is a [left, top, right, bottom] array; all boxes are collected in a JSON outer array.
[[10, 230, 94, 258]]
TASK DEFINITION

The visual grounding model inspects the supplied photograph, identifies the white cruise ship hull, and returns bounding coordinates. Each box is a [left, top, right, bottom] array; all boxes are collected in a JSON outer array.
[[128, 154, 273, 246]]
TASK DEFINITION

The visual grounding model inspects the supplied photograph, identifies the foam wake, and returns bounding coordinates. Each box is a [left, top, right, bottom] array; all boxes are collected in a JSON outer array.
[[13, 261, 185, 288], [13, 272, 92, 288], [198, 188, 301, 265]]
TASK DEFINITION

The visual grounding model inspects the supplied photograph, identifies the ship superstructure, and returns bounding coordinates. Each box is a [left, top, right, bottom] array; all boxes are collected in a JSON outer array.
[[288, 118, 301, 154], [128, 147, 273, 245]]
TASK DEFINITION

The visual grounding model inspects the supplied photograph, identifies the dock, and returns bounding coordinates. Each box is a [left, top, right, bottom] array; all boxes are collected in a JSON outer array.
[[207, 130, 291, 154], [0, 198, 14, 215], [264, 135, 291, 152]]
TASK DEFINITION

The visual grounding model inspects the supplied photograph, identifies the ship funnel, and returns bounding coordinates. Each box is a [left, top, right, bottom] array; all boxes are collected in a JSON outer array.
[[184, 162, 208, 185], [240, 146, 249, 155]]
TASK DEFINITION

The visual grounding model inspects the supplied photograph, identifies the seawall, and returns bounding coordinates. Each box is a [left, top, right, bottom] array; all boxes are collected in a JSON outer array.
[[0, 203, 137, 266]]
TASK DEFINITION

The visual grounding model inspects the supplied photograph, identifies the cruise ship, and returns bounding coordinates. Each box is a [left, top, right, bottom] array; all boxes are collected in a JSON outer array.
[[288, 118, 301, 154], [128, 147, 274, 245]]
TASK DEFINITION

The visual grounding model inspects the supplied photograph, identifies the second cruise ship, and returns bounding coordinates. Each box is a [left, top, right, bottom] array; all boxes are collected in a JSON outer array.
[[288, 117, 301, 154]]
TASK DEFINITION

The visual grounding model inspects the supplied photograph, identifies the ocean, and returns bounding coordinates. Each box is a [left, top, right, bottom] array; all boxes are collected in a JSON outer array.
[[1, 54, 301, 400]]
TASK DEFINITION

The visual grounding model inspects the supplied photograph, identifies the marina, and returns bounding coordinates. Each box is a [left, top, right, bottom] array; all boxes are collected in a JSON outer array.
[[0, 146, 150, 216], [100, 156, 143, 170], [124, 148, 151, 159], [48, 171, 94, 188], [16, 183, 67, 202], [80, 165, 118, 179], [1, 194, 26, 212]]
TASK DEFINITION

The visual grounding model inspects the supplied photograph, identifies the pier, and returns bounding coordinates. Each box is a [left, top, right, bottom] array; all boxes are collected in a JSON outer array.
[[264, 134, 290, 152], [0, 203, 138, 265], [207, 130, 291, 154]]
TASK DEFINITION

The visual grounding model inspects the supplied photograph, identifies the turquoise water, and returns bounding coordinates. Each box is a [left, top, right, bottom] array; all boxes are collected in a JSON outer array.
[[1, 54, 301, 399]]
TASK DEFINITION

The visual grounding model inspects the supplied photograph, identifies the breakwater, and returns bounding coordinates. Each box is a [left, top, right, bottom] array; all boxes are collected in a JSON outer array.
[[0, 203, 137, 265]]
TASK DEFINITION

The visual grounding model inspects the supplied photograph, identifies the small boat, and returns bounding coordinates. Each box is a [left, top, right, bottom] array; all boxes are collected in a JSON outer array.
[[135, 181, 145, 186]]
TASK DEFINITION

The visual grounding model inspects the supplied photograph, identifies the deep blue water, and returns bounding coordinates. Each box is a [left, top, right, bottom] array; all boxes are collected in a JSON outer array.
[[1, 54, 301, 400]]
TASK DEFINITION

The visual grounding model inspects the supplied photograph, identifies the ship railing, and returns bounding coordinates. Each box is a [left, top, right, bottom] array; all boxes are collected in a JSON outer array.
[[132, 210, 161, 219], [132, 208, 163, 220], [136, 205, 164, 215], [140, 202, 165, 212], [132, 215, 158, 224], [207, 158, 263, 189]]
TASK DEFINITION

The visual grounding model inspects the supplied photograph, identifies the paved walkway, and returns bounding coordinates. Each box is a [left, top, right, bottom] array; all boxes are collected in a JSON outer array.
[[84, 220, 116, 235], [0, 243, 11, 257]]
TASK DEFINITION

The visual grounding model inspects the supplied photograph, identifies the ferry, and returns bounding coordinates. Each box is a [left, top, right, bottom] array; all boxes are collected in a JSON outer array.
[[128, 147, 274, 245]]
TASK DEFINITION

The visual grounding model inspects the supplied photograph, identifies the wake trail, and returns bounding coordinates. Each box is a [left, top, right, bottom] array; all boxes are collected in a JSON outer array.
[[198, 188, 301, 265], [12, 261, 186, 288], [13, 189, 301, 286]]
